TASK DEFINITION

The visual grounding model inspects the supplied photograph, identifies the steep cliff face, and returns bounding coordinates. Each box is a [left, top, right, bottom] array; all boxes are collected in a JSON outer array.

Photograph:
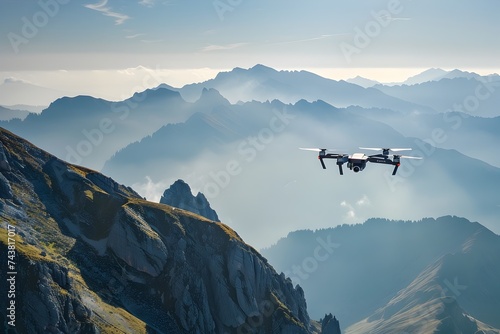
[[160, 179, 219, 222], [0, 128, 312, 333]]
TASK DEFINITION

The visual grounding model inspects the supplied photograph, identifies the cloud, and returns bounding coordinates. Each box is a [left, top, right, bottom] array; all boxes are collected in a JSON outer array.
[[341, 195, 371, 220], [356, 194, 371, 206], [202, 43, 247, 52], [139, 0, 155, 7], [273, 34, 348, 46], [3, 77, 31, 84], [117, 65, 150, 75], [340, 200, 356, 219], [84, 0, 130, 25], [132, 176, 172, 202], [126, 33, 145, 39]]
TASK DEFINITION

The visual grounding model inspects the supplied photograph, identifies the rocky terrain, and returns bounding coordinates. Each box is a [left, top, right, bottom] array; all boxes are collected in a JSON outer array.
[[0, 127, 320, 333]]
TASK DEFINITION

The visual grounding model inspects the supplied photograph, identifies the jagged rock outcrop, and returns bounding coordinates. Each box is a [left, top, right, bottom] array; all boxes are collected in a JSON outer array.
[[321, 314, 341, 334], [160, 179, 219, 221], [0, 127, 312, 333]]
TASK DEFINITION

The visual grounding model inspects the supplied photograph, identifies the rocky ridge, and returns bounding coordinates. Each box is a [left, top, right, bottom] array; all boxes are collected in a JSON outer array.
[[0, 127, 315, 333]]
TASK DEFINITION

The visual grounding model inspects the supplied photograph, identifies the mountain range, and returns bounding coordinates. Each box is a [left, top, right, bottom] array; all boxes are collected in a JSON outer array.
[[1, 64, 500, 333], [261, 216, 500, 333], [163, 65, 433, 113], [100, 91, 500, 247], [2, 65, 499, 249]]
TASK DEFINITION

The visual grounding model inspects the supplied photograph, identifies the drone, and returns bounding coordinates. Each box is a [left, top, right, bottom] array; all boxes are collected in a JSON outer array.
[[300, 147, 422, 175]]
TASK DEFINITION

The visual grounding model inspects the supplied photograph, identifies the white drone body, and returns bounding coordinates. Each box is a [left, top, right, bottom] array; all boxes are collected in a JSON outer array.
[[300, 147, 422, 175]]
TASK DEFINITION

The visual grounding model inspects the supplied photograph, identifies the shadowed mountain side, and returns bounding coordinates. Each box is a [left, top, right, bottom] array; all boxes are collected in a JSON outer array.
[[171, 64, 434, 113], [0, 127, 314, 333], [0, 87, 226, 170], [346, 226, 500, 333], [374, 77, 500, 117], [261, 217, 500, 332]]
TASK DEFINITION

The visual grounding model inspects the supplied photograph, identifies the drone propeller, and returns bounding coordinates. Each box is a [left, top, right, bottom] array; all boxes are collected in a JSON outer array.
[[360, 147, 412, 152], [300, 148, 346, 171], [299, 148, 338, 152], [398, 155, 423, 160]]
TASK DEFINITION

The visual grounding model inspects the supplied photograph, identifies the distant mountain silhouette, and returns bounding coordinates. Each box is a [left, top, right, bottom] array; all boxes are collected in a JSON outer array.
[[399, 68, 499, 85], [0, 78, 73, 106], [0, 105, 31, 121], [400, 68, 449, 85], [0, 87, 218, 170], [375, 77, 500, 117], [261, 216, 500, 333], [171, 64, 433, 113], [345, 76, 380, 88], [1, 104, 46, 113]]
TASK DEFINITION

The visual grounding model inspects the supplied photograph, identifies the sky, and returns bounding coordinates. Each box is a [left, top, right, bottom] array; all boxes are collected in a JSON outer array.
[[1, 0, 500, 101]]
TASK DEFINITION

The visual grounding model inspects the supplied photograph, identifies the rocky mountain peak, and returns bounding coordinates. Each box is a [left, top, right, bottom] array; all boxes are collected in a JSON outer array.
[[160, 179, 219, 221]]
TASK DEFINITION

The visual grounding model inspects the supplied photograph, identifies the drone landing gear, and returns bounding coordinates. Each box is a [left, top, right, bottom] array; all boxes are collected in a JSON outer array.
[[318, 157, 326, 169], [392, 163, 400, 175]]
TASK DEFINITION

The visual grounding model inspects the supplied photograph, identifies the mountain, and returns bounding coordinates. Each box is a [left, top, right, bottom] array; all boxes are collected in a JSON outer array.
[[0, 78, 73, 106], [399, 68, 500, 85], [374, 76, 500, 117], [160, 179, 220, 221], [172, 64, 433, 113], [1, 104, 46, 114], [345, 76, 380, 88], [0, 105, 31, 121], [261, 216, 500, 333], [0, 87, 203, 170], [0, 127, 316, 333], [401, 68, 450, 85]]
